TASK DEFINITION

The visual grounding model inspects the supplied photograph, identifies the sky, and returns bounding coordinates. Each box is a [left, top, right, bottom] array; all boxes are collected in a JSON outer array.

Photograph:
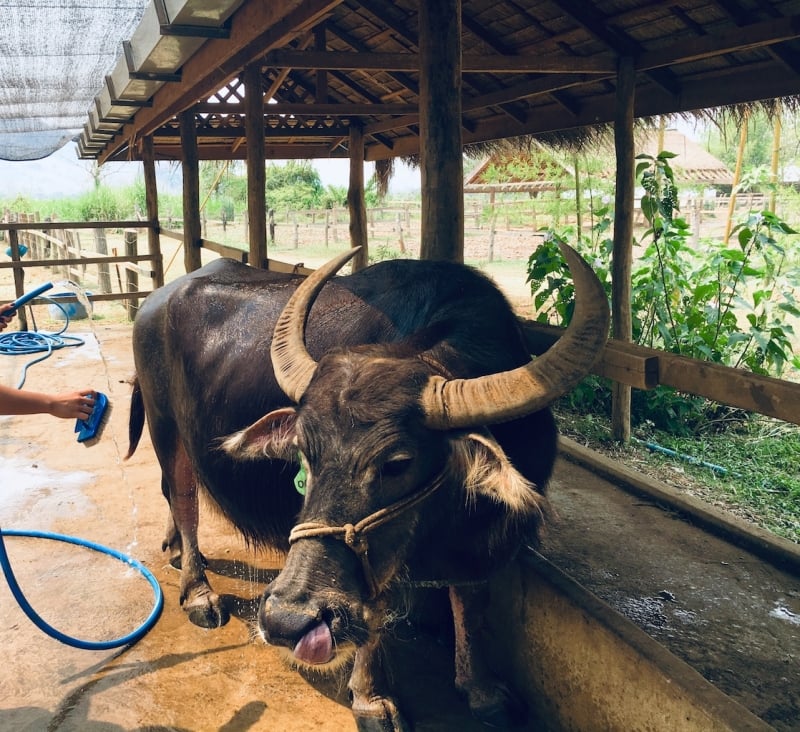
[[0, 142, 422, 200], [0, 117, 708, 201]]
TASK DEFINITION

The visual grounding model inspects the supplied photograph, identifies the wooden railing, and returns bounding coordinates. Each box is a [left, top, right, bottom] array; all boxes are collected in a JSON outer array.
[[520, 320, 800, 427], [0, 218, 162, 326], [2, 215, 797, 430]]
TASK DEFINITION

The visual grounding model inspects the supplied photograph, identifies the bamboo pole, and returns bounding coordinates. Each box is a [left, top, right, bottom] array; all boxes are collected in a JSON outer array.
[[723, 111, 749, 245], [769, 104, 782, 214]]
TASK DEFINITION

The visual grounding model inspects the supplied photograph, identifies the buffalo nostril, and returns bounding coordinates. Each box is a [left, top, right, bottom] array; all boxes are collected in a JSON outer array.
[[259, 595, 322, 647]]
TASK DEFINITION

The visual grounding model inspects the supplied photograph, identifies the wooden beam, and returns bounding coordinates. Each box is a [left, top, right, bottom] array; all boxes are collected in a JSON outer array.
[[520, 321, 800, 426], [463, 73, 603, 112], [194, 101, 418, 116], [99, 0, 344, 163], [0, 220, 145, 231], [636, 14, 800, 71], [518, 321, 658, 391], [265, 49, 616, 74]]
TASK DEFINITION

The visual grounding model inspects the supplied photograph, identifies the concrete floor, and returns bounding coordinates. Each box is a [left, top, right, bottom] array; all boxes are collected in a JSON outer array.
[[1, 320, 798, 731], [0, 321, 511, 731]]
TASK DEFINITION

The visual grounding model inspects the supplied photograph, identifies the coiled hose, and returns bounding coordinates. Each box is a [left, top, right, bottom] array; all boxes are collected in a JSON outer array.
[[0, 297, 85, 387]]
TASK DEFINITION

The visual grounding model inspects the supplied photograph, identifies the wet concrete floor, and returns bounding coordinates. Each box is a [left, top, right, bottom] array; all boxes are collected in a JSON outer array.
[[1, 321, 798, 730]]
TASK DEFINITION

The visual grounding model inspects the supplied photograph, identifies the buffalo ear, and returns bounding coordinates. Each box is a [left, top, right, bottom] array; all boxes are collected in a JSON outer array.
[[218, 407, 298, 461], [459, 431, 546, 517]]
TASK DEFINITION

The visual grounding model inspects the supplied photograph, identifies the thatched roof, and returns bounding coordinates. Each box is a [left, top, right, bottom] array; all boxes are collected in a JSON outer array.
[[464, 130, 732, 193], [636, 130, 733, 185], [464, 143, 575, 194]]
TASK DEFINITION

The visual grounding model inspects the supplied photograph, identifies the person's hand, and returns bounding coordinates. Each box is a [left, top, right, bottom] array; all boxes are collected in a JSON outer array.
[[0, 303, 13, 332], [49, 389, 96, 420]]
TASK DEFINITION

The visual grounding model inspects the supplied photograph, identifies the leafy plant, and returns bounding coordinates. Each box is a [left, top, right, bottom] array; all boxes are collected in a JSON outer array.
[[526, 149, 800, 434]]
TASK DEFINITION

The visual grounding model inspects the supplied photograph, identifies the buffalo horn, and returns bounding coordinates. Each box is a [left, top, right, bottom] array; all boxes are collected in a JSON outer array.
[[271, 247, 362, 402], [420, 242, 609, 429]]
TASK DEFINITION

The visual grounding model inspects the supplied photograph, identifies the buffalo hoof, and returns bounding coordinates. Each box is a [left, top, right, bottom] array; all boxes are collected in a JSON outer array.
[[352, 698, 410, 732], [183, 590, 229, 629]]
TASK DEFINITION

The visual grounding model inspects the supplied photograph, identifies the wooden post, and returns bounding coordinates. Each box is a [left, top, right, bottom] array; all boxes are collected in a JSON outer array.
[[348, 123, 369, 270], [244, 63, 267, 268], [419, 0, 463, 262], [180, 109, 203, 273], [124, 229, 139, 320], [574, 155, 583, 238], [611, 57, 636, 443], [93, 226, 112, 294], [142, 135, 164, 288], [395, 212, 405, 252], [489, 211, 497, 262], [8, 229, 27, 331]]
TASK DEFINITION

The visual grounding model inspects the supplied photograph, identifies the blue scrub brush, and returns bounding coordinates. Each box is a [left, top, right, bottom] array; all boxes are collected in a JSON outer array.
[[75, 391, 111, 445]]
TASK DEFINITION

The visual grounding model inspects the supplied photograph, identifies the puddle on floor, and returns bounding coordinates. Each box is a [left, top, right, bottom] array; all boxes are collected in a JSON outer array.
[[0, 454, 93, 526]]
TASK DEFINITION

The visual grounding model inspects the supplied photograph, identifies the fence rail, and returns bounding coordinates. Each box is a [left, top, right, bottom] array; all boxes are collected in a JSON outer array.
[[2, 211, 798, 432], [0, 216, 159, 324]]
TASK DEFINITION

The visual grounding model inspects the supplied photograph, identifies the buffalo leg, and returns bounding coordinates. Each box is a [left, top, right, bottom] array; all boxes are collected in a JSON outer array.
[[449, 584, 526, 727], [166, 441, 229, 628], [348, 634, 409, 732], [160, 479, 182, 568]]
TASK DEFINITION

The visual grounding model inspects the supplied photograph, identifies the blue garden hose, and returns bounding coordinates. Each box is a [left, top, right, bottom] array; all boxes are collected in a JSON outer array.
[[0, 297, 86, 388], [0, 527, 163, 650], [1, 291, 162, 648]]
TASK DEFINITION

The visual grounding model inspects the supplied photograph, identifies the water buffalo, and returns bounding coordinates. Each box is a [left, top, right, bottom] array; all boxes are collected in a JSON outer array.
[[127, 243, 608, 730]]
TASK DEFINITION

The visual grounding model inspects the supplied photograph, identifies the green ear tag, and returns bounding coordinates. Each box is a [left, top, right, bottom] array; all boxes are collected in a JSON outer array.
[[294, 454, 307, 496]]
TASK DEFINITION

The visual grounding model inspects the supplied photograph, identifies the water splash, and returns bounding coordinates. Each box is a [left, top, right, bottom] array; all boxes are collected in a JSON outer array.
[[52, 279, 92, 317]]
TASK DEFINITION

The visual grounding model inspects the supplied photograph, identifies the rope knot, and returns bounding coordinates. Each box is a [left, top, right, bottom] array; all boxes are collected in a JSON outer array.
[[343, 523, 367, 555]]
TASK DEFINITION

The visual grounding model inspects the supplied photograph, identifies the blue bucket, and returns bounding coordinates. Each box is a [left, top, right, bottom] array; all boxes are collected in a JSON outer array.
[[47, 292, 92, 320]]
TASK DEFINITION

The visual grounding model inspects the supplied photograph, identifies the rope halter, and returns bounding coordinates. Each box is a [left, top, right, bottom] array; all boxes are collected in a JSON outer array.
[[288, 471, 448, 599]]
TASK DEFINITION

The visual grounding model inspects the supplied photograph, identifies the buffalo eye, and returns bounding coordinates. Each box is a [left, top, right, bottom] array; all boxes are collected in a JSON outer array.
[[380, 454, 413, 480]]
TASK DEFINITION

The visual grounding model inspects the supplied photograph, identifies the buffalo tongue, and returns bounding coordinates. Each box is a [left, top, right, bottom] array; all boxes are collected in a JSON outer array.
[[293, 621, 334, 664]]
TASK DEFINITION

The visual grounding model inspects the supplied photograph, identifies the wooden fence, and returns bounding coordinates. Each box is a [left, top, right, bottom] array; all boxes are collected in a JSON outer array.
[[0, 213, 161, 326], [2, 210, 799, 433]]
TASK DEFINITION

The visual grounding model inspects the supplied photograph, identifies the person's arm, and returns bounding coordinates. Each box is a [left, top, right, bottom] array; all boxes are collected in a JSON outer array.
[[0, 384, 96, 420]]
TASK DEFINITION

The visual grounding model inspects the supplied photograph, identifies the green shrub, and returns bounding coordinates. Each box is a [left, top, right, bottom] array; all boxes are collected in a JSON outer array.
[[526, 150, 800, 434]]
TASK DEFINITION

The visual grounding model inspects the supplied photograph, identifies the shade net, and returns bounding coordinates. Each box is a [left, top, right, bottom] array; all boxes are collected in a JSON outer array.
[[0, 1, 147, 161]]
